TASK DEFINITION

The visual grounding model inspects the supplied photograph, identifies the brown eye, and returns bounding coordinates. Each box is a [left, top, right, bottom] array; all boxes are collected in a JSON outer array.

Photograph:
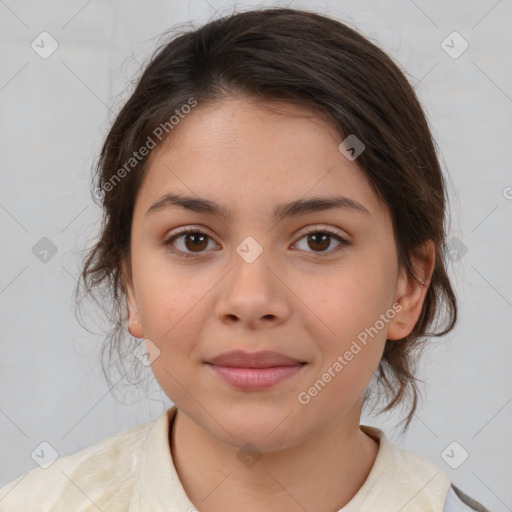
[[165, 229, 217, 257], [183, 232, 209, 252], [165, 227, 350, 259], [307, 233, 331, 252], [294, 229, 350, 257]]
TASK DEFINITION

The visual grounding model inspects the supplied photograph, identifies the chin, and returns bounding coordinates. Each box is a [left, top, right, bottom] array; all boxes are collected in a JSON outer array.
[[210, 408, 305, 451]]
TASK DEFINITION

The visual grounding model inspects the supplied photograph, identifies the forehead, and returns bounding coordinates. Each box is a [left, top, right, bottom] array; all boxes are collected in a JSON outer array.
[[135, 97, 389, 222]]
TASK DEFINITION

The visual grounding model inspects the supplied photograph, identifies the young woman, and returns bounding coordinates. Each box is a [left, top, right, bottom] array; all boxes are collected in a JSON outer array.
[[0, 7, 491, 512]]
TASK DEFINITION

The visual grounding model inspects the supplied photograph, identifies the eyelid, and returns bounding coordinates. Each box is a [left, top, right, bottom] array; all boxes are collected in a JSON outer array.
[[299, 224, 349, 239], [166, 224, 349, 241]]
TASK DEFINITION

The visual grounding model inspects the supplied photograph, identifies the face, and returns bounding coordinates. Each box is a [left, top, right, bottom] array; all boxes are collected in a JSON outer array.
[[123, 96, 433, 452]]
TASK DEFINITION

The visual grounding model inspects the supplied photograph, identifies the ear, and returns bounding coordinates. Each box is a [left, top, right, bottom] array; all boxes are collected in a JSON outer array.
[[121, 257, 144, 339], [387, 240, 436, 340]]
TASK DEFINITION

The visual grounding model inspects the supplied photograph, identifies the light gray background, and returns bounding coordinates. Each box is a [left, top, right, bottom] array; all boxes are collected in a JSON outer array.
[[1, 0, 511, 510]]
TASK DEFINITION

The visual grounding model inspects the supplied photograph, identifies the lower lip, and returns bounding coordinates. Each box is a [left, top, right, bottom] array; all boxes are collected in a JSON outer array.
[[206, 364, 305, 390]]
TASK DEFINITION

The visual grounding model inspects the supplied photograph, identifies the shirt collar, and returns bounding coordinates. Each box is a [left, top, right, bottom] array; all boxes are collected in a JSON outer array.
[[340, 425, 451, 511], [128, 405, 195, 512], [128, 406, 450, 512]]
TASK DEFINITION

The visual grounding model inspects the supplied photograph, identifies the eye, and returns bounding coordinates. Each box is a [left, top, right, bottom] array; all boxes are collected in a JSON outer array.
[[293, 227, 350, 257], [164, 227, 218, 258], [164, 226, 350, 259]]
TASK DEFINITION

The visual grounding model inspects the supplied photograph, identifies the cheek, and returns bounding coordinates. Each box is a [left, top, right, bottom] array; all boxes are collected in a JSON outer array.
[[297, 340, 383, 425], [299, 262, 392, 343], [299, 272, 390, 404], [139, 284, 207, 347], [132, 245, 205, 333], [295, 260, 393, 398]]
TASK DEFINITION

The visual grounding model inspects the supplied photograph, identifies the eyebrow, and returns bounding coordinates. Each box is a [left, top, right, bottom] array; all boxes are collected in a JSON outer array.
[[145, 193, 371, 220]]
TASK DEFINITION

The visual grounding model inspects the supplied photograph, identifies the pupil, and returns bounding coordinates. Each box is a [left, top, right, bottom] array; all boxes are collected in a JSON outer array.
[[310, 233, 329, 251], [186, 233, 207, 251]]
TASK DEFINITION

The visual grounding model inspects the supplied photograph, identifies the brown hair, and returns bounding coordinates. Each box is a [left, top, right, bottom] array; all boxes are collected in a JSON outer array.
[[76, 7, 457, 431]]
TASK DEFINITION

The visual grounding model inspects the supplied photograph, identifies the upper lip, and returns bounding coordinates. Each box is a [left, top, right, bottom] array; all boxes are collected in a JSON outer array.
[[205, 350, 306, 368]]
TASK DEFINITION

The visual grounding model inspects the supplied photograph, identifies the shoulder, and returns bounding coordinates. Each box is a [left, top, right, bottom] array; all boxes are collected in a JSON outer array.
[[443, 484, 493, 512], [0, 419, 155, 512], [359, 424, 452, 510], [359, 425, 493, 512]]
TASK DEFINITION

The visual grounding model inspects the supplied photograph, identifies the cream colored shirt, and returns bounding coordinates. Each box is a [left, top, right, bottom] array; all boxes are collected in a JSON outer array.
[[0, 405, 486, 511]]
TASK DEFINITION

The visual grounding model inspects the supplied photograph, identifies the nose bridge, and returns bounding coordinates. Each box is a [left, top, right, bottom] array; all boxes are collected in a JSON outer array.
[[216, 234, 290, 325], [230, 234, 278, 296]]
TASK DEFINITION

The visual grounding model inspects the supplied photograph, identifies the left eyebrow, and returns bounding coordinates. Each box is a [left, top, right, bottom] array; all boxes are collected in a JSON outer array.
[[144, 193, 371, 220]]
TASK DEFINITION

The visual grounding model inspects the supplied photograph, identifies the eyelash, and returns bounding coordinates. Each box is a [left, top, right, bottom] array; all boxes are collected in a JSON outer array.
[[164, 226, 350, 259]]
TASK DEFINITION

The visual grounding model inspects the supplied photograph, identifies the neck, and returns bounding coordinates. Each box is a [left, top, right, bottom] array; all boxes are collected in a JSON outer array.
[[169, 406, 379, 512]]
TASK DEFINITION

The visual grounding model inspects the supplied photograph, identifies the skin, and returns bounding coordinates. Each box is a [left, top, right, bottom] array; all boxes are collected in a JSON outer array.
[[123, 95, 435, 512]]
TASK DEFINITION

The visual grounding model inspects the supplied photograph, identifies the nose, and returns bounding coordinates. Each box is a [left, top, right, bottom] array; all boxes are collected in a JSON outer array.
[[214, 249, 291, 329]]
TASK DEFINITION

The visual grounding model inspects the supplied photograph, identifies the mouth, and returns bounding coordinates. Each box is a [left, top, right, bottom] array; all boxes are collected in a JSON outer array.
[[204, 361, 307, 390], [204, 350, 307, 390]]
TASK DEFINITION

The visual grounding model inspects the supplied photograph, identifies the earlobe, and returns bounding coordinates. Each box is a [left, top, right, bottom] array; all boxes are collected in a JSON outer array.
[[127, 305, 144, 339], [121, 258, 144, 339], [387, 240, 436, 341]]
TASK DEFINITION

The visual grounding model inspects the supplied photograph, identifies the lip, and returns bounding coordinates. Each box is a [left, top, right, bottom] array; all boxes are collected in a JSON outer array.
[[204, 350, 307, 391], [206, 364, 306, 390], [205, 350, 305, 368]]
